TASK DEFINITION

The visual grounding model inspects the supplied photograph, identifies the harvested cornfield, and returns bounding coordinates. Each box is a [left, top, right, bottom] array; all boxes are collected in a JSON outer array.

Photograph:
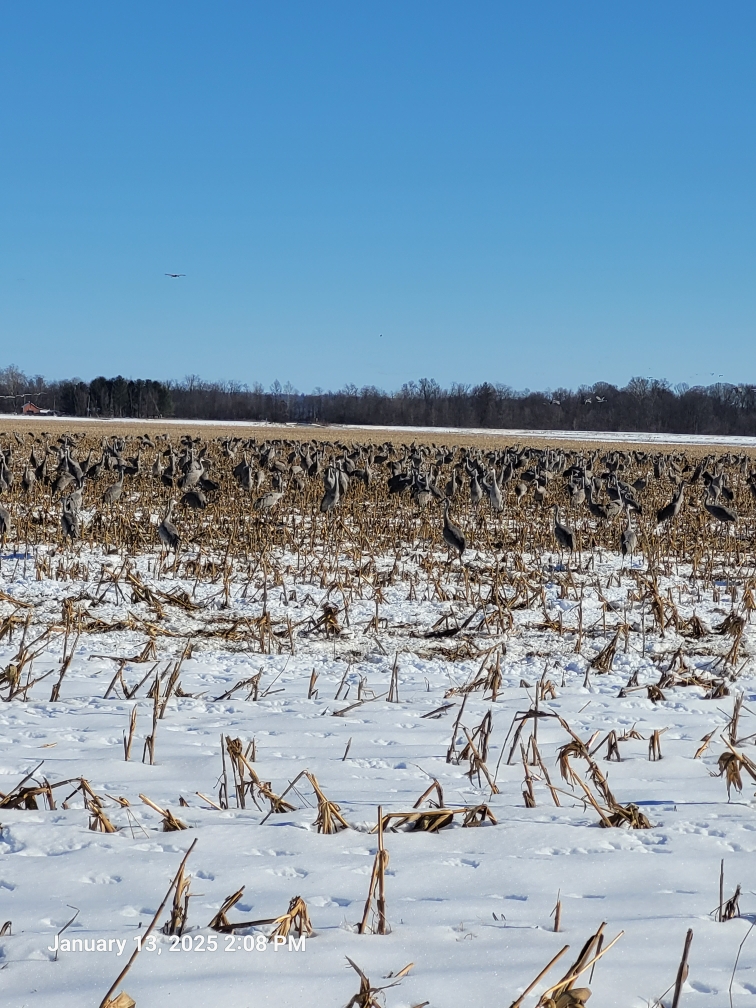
[[0, 425, 755, 1006]]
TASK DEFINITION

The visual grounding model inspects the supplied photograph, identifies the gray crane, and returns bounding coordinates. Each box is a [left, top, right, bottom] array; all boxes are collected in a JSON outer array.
[[442, 500, 466, 558], [60, 496, 80, 541], [336, 467, 350, 496], [444, 469, 459, 500], [411, 473, 433, 509], [484, 469, 503, 513], [181, 489, 208, 509], [102, 467, 125, 505], [179, 456, 203, 491], [656, 485, 685, 525], [320, 466, 340, 513], [620, 511, 638, 558], [568, 479, 586, 509], [552, 505, 576, 552], [67, 482, 84, 514], [158, 501, 180, 550], [52, 470, 75, 496], [254, 489, 284, 512], [704, 488, 737, 524], [586, 486, 621, 521], [21, 464, 36, 494]]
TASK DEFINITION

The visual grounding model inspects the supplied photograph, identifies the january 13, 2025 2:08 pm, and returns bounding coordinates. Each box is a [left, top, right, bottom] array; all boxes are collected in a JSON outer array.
[[47, 933, 307, 954]]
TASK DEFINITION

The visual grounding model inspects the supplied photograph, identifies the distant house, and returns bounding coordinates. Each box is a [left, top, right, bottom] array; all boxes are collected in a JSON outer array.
[[22, 402, 41, 415]]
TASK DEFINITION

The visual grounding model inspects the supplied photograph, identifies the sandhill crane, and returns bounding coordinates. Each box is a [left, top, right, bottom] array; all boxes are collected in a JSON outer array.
[[320, 467, 340, 513], [632, 473, 649, 491], [67, 482, 84, 514], [387, 471, 412, 495], [533, 479, 548, 506], [620, 512, 638, 558], [102, 467, 125, 505], [615, 479, 642, 514], [66, 452, 84, 484], [60, 496, 79, 541], [179, 459, 203, 491], [52, 470, 74, 496], [656, 485, 685, 525], [181, 489, 208, 509], [0, 505, 9, 539], [232, 453, 249, 487], [552, 505, 576, 552], [586, 486, 620, 520], [442, 500, 466, 558], [469, 472, 483, 507], [353, 463, 373, 487], [704, 488, 737, 524], [568, 480, 586, 509], [411, 473, 433, 509], [254, 489, 284, 512], [336, 467, 350, 495], [485, 469, 503, 513], [158, 501, 180, 550], [198, 459, 220, 492], [21, 465, 36, 493]]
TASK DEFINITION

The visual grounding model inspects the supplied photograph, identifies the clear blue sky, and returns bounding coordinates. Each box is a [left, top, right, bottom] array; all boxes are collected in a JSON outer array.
[[2, 3, 754, 393]]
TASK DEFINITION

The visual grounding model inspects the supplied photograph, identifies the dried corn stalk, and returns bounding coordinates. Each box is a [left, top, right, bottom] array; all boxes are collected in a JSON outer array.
[[305, 772, 350, 833], [139, 793, 189, 831], [268, 895, 313, 942]]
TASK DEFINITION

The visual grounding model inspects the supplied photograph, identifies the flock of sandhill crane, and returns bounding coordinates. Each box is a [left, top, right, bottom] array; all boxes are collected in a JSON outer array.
[[0, 429, 752, 561]]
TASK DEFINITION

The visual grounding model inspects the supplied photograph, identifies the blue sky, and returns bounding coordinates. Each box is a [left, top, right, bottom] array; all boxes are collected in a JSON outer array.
[[2, 3, 754, 392]]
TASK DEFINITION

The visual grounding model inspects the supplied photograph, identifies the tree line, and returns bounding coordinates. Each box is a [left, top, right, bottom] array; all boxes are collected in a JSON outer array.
[[1, 364, 756, 436]]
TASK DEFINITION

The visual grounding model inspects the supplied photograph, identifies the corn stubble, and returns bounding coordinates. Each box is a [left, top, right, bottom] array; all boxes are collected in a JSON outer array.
[[1, 427, 754, 1003]]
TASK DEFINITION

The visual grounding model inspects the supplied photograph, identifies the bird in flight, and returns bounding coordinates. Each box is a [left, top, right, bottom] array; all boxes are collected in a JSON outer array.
[[165, 273, 186, 278]]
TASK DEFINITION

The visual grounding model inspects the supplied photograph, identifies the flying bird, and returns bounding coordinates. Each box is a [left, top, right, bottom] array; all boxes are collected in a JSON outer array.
[[165, 273, 186, 278]]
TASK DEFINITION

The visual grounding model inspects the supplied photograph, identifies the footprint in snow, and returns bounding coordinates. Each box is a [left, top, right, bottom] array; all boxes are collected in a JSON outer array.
[[266, 867, 307, 878], [132, 843, 182, 853], [247, 849, 295, 857], [82, 874, 121, 884]]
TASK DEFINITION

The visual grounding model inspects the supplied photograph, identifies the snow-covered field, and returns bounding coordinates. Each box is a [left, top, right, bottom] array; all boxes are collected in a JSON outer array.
[[1, 546, 755, 1008]]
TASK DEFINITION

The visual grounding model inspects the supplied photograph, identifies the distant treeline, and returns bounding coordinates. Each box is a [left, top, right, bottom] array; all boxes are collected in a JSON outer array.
[[2, 364, 756, 436]]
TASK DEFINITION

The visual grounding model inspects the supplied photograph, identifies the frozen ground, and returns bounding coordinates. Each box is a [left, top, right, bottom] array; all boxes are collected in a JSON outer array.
[[0, 548, 755, 1007]]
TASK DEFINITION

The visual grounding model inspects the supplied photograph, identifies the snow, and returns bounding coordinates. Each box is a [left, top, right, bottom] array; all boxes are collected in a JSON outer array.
[[1, 546, 755, 1007]]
